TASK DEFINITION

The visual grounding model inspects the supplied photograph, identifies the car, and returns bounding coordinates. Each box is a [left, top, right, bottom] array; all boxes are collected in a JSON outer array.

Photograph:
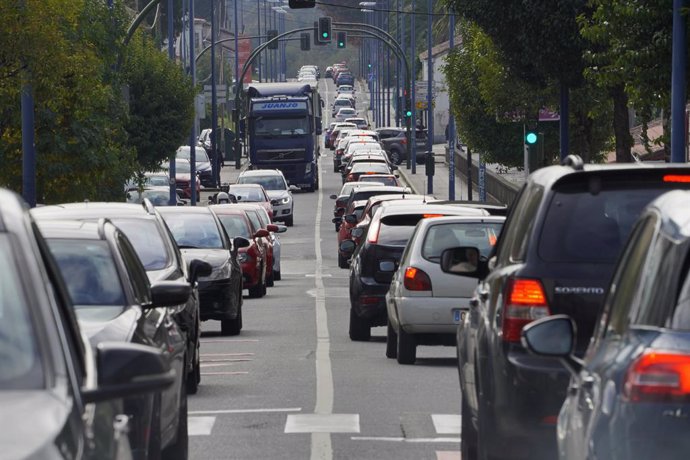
[[125, 170, 170, 192], [385, 215, 505, 364], [210, 205, 271, 298], [325, 66, 333, 78], [328, 122, 357, 151], [31, 201, 209, 396], [176, 145, 215, 188], [344, 162, 393, 183], [335, 140, 382, 171], [358, 174, 400, 186], [36, 218, 192, 459], [342, 202, 489, 341], [0, 188, 175, 460], [335, 199, 369, 268], [376, 127, 429, 165], [160, 159, 201, 202], [126, 186, 186, 206], [227, 184, 274, 219], [520, 189, 690, 460], [332, 97, 354, 117], [236, 169, 294, 227], [252, 204, 288, 282], [324, 122, 337, 148], [158, 206, 246, 336], [345, 117, 368, 129], [452, 157, 690, 460], [335, 108, 358, 123], [336, 72, 354, 87], [330, 182, 388, 231], [340, 153, 393, 178]]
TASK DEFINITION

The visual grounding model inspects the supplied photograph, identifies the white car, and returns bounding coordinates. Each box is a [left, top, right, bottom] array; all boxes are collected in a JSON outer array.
[[335, 107, 357, 122], [385, 215, 505, 364], [237, 169, 294, 227], [345, 117, 369, 129]]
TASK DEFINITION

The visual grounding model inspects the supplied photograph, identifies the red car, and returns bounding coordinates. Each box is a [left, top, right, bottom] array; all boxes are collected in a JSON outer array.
[[336, 200, 368, 268], [344, 162, 393, 183], [358, 174, 400, 186], [231, 203, 280, 286], [227, 184, 274, 220], [161, 159, 201, 201], [210, 205, 270, 298]]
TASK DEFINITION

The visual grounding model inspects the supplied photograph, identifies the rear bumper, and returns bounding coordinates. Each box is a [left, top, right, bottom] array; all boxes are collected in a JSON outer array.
[[390, 296, 471, 334], [351, 276, 389, 326]]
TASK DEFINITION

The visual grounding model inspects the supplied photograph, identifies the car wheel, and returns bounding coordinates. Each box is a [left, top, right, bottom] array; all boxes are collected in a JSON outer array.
[[221, 306, 242, 336], [186, 347, 200, 395], [274, 270, 281, 281], [461, 396, 478, 460], [248, 283, 264, 298], [396, 327, 416, 364], [315, 171, 319, 190], [161, 375, 189, 460], [266, 265, 275, 287], [285, 216, 294, 227], [333, 162, 339, 173], [338, 252, 349, 269], [386, 322, 397, 359], [389, 149, 402, 165], [349, 308, 371, 341]]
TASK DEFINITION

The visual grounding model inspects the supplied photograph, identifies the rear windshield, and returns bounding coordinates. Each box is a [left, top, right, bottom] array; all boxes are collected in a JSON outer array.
[[539, 185, 680, 263], [111, 219, 171, 270], [163, 213, 224, 249], [378, 214, 426, 246], [422, 222, 503, 262], [218, 215, 251, 239]]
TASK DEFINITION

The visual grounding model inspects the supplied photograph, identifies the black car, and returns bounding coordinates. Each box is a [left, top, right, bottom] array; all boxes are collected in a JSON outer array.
[[32, 201, 209, 395], [158, 206, 246, 335], [0, 187, 176, 460], [522, 189, 690, 460], [177, 145, 215, 188], [344, 202, 487, 341], [376, 127, 428, 165], [451, 157, 690, 460], [37, 219, 192, 460]]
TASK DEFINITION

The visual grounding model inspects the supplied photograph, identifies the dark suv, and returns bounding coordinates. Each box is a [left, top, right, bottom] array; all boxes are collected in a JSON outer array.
[[32, 201, 209, 395], [344, 202, 487, 341], [452, 157, 690, 460], [376, 127, 428, 165]]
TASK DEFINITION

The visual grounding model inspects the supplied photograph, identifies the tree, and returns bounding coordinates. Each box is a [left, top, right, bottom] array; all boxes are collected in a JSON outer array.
[[122, 32, 196, 173]]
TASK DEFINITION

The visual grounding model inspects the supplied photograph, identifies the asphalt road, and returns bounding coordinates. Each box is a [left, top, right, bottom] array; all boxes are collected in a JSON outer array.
[[188, 78, 462, 460]]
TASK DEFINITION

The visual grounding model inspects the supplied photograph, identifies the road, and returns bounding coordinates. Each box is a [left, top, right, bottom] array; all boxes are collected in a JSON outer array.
[[189, 78, 462, 460]]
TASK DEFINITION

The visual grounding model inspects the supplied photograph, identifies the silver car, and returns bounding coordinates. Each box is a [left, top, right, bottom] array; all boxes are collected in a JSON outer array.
[[385, 215, 505, 365]]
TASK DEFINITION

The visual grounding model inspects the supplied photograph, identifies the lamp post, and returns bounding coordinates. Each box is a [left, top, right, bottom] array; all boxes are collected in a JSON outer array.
[[188, 0, 198, 205], [410, 0, 416, 173], [448, 12, 456, 200], [360, 3, 376, 125], [211, 0, 219, 187], [426, 0, 433, 193], [257, 0, 262, 82]]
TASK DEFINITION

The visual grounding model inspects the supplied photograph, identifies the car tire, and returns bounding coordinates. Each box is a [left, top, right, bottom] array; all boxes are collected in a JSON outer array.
[[285, 216, 294, 227], [349, 308, 371, 341], [315, 171, 319, 190], [333, 163, 339, 173], [147, 394, 162, 460], [396, 327, 416, 364], [461, 396, 478, 460], [186, 347, 200, 395], [248, 283, 264, 298], [274, 268, 281, 281], [221, 306, 242, 336], [338, 252, 349, 269], [389, 149, 402, 165], [161, 374, 189, 460], [266, 266, 275, 287], [386, 322, 397, 359]]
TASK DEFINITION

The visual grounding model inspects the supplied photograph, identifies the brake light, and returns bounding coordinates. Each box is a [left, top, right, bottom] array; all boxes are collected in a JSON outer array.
[[502, 278, 550, 342], [346, 174, 355, 182], [367, 219, 381, 243], [404, 267, 432, 291], [401, 138, 407, 145], [623, 351, 690, 402], [422, 214, 443, 218], [663, 175, 690, 183]]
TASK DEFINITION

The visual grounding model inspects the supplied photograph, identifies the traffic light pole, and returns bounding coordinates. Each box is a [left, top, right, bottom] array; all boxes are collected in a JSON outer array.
[[523, 123, 529, 180]]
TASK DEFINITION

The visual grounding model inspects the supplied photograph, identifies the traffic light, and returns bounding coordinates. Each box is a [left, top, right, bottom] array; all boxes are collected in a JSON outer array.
[[405, 109, 413, 118], [318, 17, 332, 43], [288, 0, 315, 8], [525, 130, 538, 145], [300, 32, 310, 51], [313, 21, 327, 46], [266, 29, 278, 50], [368, 63, 372, 69], [336, 32, 346, 49]]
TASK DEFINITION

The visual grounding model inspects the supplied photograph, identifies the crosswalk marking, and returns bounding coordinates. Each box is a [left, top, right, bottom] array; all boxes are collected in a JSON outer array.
[[284, 414, 360, 433], [431, 414, 461, 435], [189, 416, 216, 436]]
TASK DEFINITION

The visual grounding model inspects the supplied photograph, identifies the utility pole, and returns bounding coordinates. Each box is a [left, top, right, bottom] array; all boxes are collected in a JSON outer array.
[[426, 0, 433, 194], [410, 0, 417, 173], [211, 0, 219, 186], [189, 0, 198, 205], [167, 0, 177, 205], [448, 12, 455, 200], [257, 0, 262, 82]]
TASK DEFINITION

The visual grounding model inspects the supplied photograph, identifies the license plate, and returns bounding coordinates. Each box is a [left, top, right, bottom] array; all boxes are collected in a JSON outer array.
[[453, 309, 466, 323]]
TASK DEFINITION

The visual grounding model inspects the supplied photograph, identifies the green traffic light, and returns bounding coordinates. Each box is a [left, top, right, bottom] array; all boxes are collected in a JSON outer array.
[[405, 110, 412, 117], [525, 132, 538, 144], [368, 64, 372, 68], [322, 32, 328, 38]]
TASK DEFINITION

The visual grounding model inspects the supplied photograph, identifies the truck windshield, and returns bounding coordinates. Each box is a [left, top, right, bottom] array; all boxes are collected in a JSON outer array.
[[254, 117, 310, 136]]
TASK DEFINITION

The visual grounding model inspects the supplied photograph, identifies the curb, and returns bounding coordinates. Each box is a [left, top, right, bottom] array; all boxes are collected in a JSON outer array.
[[396, 166, 421, 195]]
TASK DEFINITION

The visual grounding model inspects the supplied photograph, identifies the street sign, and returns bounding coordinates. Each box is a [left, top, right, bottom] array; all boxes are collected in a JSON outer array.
[[204, 85, 227, 99], [538, 108, 560, 122]]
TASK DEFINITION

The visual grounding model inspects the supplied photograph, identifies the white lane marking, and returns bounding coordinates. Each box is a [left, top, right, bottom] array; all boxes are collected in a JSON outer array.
[[188, 416, 216, 436], [350, 437, 461, 443], [200, 371, 249, 376], [306, 273, 332, 278], [286, 414, 360, 434], [436, 451, 461, 460], [432, 414, 461, 435], [190, 407, 302, 415], [201, 353, 254, 357], [311, 139, 334, 460], [200, 339, 259, 343], [200, 363, 245, 369], [201, 358, 252, 363]]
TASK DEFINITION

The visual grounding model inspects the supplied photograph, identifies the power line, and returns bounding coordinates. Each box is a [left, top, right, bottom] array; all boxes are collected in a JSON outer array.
[[314, 0, 450, 17]]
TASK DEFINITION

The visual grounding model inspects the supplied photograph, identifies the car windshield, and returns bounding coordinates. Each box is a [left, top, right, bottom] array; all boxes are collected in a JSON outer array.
[[110, 219, 171, 270], [422, 222, 503, 261], [0, 236, 44, 390], [126, 189, 170, 206], [162, 213, 224, 249], [254, 117, 309, 136], [228, 186, 267, 202], [48, 240, 126, 307], [146, 174, 168, 187], [217, 215, 251, 239], [177, 146, 209, 163], [360, 176, 397, 186], [238, 175, 286, 191]]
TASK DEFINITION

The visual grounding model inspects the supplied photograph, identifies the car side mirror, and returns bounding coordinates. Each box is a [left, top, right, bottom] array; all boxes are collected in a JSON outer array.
[[267, 224, 280, 232], [344, 214, 358, 225], [83, 342, 175, 404], [150, 280, 192, 308], [189, 259, 213, 283], [254, 229, 270, 238], [234, 236, 251, 249], [274, 224, 288, 234], [332, 217, 341, 224], [335, 207, 345, 217], [439, 247, 485, 278], [339, 240, 356, 258], [351, 227, 364, 239], [521, 316, 582, 374], [330, 194, 338, 200]]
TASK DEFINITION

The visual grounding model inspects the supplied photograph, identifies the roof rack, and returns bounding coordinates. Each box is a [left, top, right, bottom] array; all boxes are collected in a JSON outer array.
[[142, 198, 156, 215], [562, 154, 584, 171]]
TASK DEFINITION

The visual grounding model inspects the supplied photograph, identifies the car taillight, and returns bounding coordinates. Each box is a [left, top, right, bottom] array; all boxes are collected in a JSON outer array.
[[623, 351, 690, 403], [404, 267, 432, 291], [502, 278, 550, 343], [663, 175, 690, 183], [346, 174, 355, 182], [367, 219, 381, 243], [401, 138, 407, 145]]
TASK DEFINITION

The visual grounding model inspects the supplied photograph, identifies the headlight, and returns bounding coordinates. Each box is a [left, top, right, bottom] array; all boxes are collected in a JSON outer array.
[[202, 262, 232, 281], [280, 196, 291, 204], [305, 163, 312, 174]]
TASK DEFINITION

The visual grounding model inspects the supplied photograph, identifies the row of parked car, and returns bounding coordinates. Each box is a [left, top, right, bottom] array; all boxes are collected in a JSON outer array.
[[337, 157, 690, 459], [6, 168, 292, 459]]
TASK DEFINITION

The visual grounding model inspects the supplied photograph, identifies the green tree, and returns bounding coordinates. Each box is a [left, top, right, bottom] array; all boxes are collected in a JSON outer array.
[[122, 32, 196, 173]]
